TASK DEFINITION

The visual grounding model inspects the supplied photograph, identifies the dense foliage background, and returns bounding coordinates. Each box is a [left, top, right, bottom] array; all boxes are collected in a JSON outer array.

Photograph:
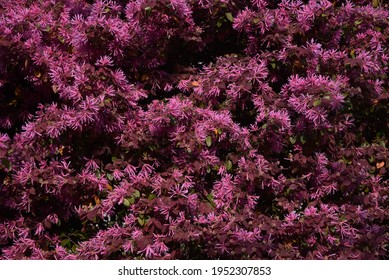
[[0, 0, 388, 259]]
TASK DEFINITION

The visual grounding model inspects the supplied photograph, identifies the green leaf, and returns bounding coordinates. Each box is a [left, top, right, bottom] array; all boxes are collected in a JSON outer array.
[[137, 217, 145, 226], [225, 160, 233, 171], [225, 13, 234, 22], [206, 136, 212, 147], [123, 198, 130, 207], [61, 239, 71, 248], [133, 190, 140, 198], [289, 137, 296, 145], [313, 99, 322, 107], [106, 173, 114, 181], [206, 193, 215, 207], [270, 62, 276, 69], [350, 49, 356, 58], [354, 20, 363, 26]]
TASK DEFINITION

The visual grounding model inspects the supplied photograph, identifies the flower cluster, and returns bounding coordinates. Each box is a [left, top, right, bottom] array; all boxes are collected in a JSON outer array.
[[0, 0, 388, 259]]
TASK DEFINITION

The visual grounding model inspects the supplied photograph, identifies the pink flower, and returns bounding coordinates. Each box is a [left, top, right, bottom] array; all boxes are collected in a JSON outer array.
[[34, 223, 45, 236], [152, 241, 169, 255], [123, 240, 134, 253], [137, 244, 156, 258], [304, 206, 318, 217], [0, 133, 10, 148]]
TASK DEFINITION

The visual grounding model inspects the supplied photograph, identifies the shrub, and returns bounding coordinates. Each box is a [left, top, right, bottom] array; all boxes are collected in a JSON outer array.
[[0, 0, 388, 259]]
